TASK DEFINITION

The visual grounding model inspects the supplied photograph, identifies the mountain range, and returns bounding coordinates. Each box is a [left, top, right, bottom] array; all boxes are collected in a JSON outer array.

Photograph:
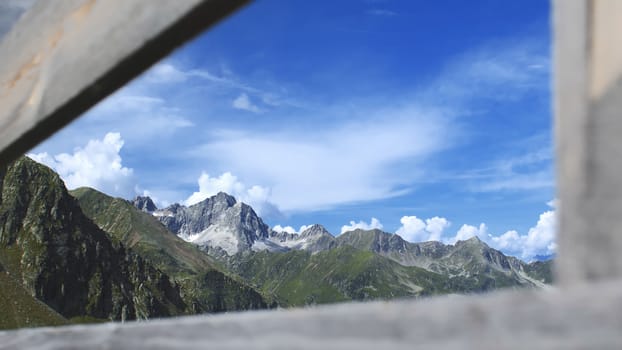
[[152, 192, 551, 305], [0, 157, 552, 329]]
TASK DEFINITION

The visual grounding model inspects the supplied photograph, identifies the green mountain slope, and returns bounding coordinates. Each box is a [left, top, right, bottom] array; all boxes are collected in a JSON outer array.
[[0, 261, 68, 329], [336, 229, 550, 287], [230, 246, 476, 307], [0, 157, 186, 327], [226, 232, 553, 307], [71, 187, 271, 312]]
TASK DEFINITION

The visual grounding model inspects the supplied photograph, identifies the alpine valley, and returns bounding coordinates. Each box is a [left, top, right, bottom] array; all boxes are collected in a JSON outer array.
[[0, 157, 553, 329]]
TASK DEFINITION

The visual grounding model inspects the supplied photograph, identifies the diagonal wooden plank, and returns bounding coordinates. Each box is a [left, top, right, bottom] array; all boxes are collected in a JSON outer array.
[[0, 0, 249, 167]]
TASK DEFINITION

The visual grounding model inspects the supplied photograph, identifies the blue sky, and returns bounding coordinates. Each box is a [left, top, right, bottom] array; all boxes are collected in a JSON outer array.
[[25, 0, 555, 261]]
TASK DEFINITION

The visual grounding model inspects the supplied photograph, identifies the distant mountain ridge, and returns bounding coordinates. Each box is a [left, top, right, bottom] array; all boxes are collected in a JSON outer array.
[[153, 193, 550, 277], [334, 229, 544, 285], [154, 193, 337, 257], [152, 192, 552, 302]]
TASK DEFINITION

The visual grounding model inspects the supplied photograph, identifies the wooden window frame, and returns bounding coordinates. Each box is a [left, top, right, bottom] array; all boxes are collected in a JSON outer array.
[[1, 1, 621, 348]]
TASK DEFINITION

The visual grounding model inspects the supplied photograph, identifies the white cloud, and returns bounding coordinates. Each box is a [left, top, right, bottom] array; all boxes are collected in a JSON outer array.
[[196, 106, 452, 212], [451, 223, 489, 244], [232, 93, 261, 113], [429, 38, 550, 103], [521, 209, 557, 259], [457, 210, 557, 261], [144, 62, 284, 107], [473, 147, 554, 192], [28, 133, 135, 197], [36, 86, 195, 157], [273, 225, 297, 234], [90, 90, 194, 136], [145, 62, 188, 83], [185, 171, 281, 218], [425, 217, 451, 241], [273, 224, 312, 235], [341, 217, 383, 234], [481, 210, 557, 262], [396, 216, 451, 242]]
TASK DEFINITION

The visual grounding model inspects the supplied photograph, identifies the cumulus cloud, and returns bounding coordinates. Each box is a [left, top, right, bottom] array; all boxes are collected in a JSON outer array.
[[478, 210, 556, 261], [232, 93, 261, 113], [451, 223, 489, 244], [28, 133, 135, 197], [340, 217, 383, 234], [396, 216, 451, 242], [185, 171, 281, 218], [273, 224, 312, 235]]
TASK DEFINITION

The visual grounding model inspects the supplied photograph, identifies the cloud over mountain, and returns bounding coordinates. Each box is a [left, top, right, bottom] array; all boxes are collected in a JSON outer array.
[[341, 217, 384, 234], [28, 133, 135, 197], [393, 203, 557, 261], [185, 171, 281, 218]]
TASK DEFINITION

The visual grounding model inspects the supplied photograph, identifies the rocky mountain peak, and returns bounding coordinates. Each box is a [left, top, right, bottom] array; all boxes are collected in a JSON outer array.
[[131, 195, 157, 213], [194, 191, 236, 209], [299, 224, 331, 239], [455, 235, 487, 248], [337, 228, 408, 255], [156, 192, 270, 256]]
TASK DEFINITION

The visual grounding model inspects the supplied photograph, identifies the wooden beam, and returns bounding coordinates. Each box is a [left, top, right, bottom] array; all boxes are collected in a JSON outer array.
[[0, 0, 249, 167], [555, 0, 622, 284], [1, 281, 622, 349]]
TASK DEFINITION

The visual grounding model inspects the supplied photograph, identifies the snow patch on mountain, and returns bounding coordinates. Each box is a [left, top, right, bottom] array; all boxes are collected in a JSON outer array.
[[181, 225, 241, 255]]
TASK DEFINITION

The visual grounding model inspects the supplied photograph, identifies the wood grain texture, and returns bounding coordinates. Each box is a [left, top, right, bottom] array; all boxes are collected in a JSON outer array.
[[0, 0, 249, 167], [555, 0, 622, 284]]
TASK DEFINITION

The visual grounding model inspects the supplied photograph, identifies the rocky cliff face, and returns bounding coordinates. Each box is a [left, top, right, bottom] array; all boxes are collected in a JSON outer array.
[[72, 187, 272, 313], [268, 224, 336, 253], [0, 157, 186, 321], [131, 196, 157, 213], [156, 194, 341, 256], [156, 193, 275, 256]]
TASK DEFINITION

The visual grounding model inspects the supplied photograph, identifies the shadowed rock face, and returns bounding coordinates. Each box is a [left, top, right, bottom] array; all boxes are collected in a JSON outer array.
[[72, 187, 272, 314], [131, 196, 157, 213], [0, 157, 186, 321]]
